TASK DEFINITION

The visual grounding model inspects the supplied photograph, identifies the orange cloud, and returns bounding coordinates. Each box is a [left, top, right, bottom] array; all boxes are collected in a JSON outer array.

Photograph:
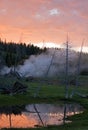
[[0, 0, 88, 47]]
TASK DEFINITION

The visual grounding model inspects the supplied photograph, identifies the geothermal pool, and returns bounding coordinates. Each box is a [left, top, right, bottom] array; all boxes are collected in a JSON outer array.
[[0, 103, 83, 128]]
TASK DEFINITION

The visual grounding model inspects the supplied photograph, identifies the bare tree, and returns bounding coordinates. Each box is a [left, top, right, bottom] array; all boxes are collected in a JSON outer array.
[[70, 39, 87, 98], [65, 39, 69, 99], [34, 48, 56, 97]]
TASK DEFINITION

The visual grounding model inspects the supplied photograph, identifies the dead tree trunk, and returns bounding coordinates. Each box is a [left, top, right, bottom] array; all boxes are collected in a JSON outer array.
[[70, 39, 85, 98], [65, 37, 69, 99]]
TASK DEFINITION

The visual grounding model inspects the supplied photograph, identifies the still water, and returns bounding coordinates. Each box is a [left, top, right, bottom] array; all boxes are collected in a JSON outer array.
[[0, 103, 83, 128]]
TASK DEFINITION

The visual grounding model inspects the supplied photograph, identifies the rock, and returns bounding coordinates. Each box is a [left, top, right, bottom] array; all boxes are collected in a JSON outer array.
[[12, 81, 28, 94], [0, 81, 28, 94]]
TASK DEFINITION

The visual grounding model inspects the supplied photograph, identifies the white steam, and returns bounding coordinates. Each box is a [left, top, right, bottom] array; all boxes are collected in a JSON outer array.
[[1, 48, 88, 77], [16, 48, 78, 77]]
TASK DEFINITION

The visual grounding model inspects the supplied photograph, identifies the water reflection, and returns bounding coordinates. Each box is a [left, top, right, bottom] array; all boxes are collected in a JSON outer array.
[[0, 104, 83, 128]]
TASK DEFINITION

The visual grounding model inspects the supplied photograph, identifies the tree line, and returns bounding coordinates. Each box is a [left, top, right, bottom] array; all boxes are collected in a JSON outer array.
[[0, 39, 46, 67]]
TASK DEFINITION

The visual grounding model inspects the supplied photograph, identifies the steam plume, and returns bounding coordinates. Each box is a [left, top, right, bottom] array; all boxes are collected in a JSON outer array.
[[1, 48, 88, 77]]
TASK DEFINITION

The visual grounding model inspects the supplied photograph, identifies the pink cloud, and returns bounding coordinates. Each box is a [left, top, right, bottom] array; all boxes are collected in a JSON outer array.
[[0, 0, 88, 47]]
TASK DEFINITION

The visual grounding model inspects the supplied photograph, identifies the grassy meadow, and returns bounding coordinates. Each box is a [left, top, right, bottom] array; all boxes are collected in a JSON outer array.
[[0, 75, 88, 130]]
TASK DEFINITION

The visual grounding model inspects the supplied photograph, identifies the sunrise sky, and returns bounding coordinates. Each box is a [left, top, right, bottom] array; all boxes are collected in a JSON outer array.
[[0, 0, 88, 50]]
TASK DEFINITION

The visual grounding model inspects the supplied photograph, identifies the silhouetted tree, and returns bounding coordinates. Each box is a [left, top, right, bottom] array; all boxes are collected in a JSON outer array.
[[0, 39, 46, 67]]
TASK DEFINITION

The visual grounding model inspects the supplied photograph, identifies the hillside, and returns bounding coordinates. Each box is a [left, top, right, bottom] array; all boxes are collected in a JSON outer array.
[[0, 39, 46, 68]]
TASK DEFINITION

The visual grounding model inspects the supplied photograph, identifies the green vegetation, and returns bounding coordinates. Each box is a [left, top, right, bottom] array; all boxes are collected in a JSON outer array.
[[0, 39, 46, 67], [0, 76, 88, 130]]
